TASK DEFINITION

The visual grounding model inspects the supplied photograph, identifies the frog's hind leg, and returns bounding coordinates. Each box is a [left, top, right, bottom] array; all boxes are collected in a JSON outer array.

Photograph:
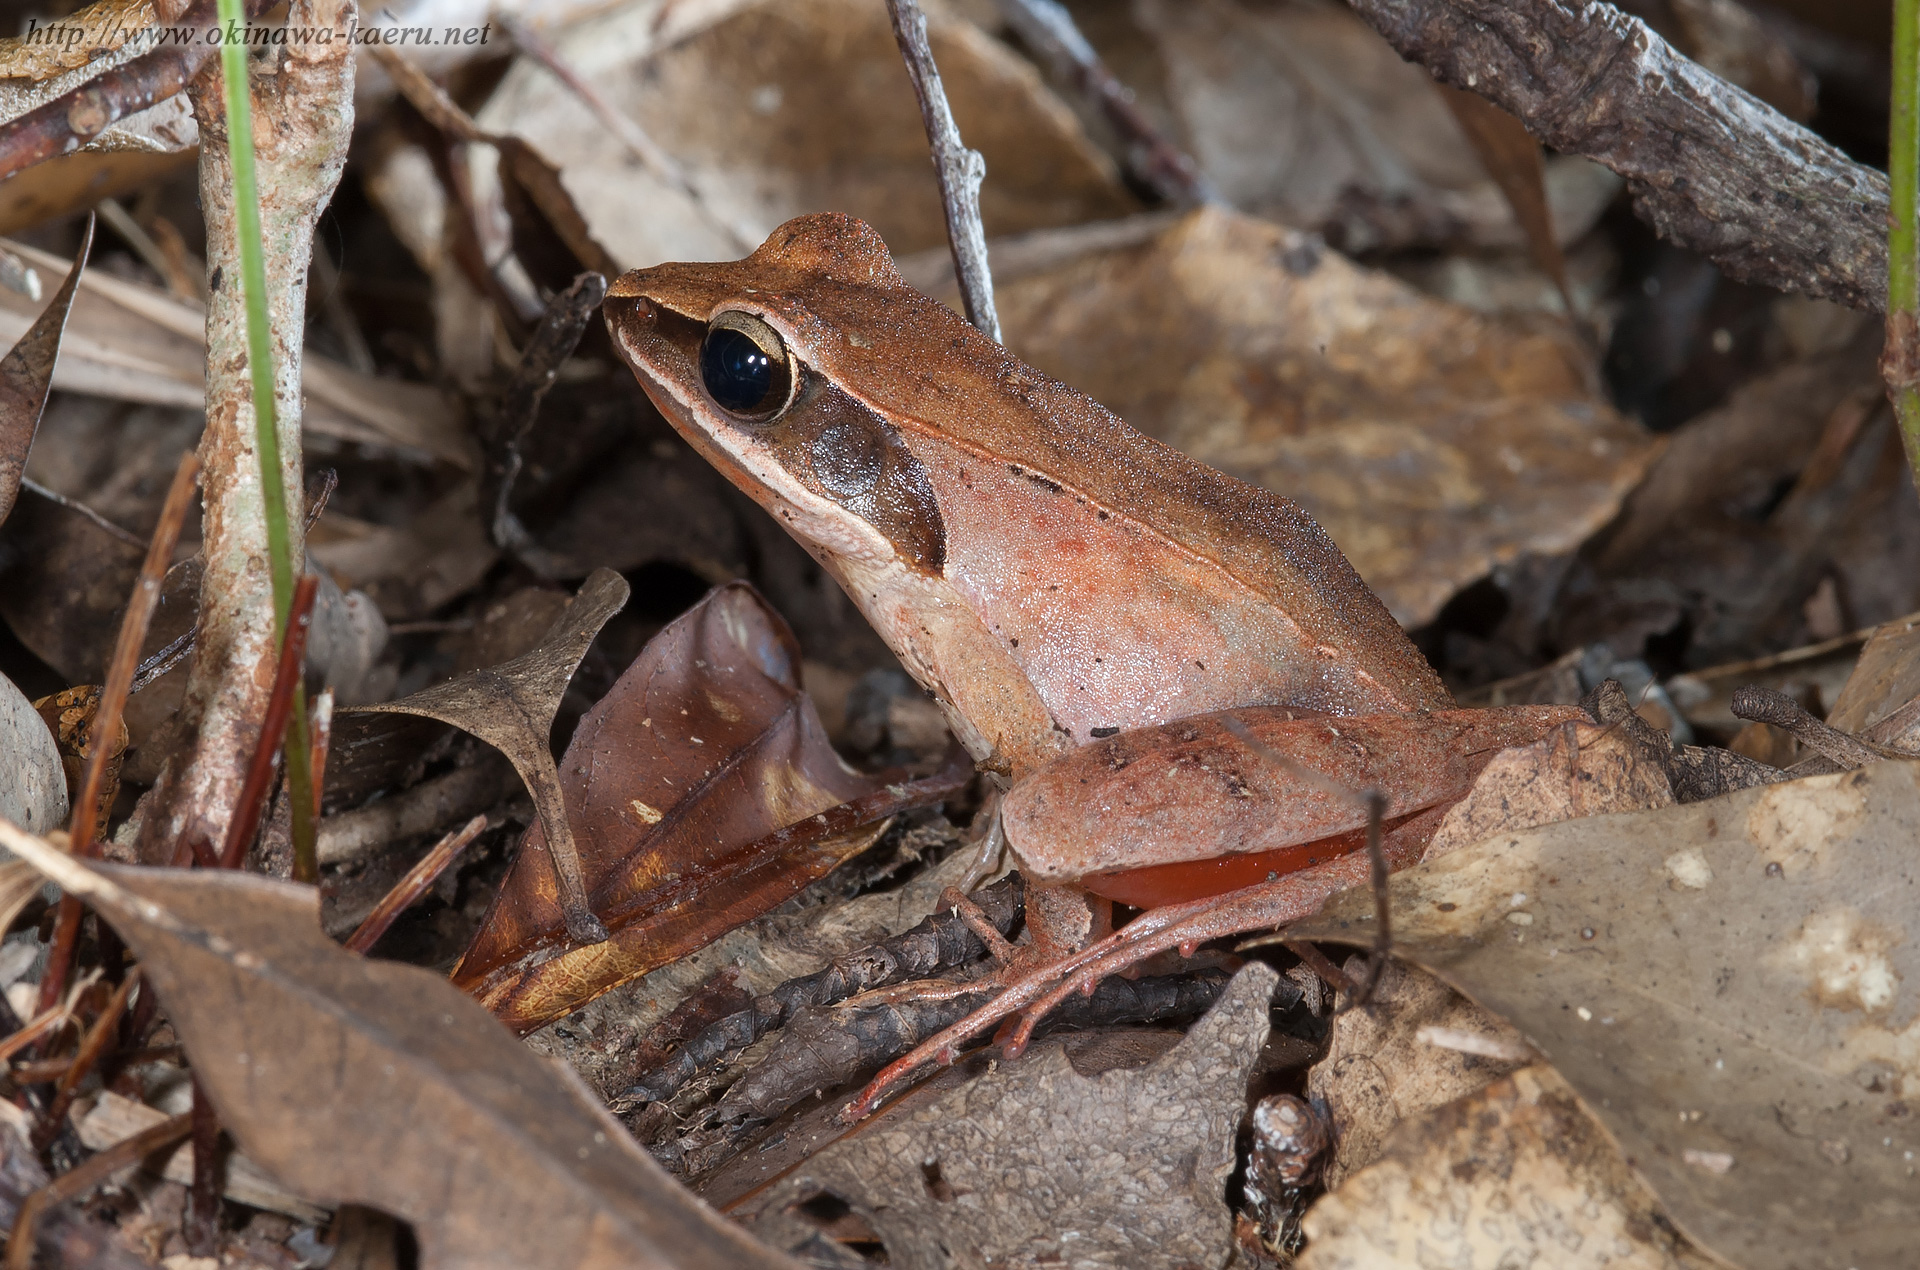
[[840, 825, 1430, 1122]]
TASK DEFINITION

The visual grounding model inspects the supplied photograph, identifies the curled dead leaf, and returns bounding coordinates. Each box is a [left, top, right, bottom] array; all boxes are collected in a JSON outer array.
[[352, 567, 629, 945], [455, 582, 968, 1035]]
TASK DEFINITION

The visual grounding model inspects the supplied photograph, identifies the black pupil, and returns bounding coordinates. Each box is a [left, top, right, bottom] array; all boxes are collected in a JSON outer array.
[[701, 326, 781, 414]]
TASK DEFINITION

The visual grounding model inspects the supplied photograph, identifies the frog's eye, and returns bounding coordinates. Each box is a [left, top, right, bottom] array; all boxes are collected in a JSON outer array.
[[700, 312, 794, 420]]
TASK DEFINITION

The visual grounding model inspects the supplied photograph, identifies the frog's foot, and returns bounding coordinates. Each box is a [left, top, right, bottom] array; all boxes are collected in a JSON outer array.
[[840, 830, 1428, 1123]]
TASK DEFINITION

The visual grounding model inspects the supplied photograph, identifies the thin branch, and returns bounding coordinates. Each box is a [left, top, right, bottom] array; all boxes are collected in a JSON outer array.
[[0, 1, 249, 184], [1343, 0, 1889, 311], [217, 574, 319, 870], [886, 0, 1001, 341], [991, 0, 1217, 206], [38, 450, 200, 1017], [343, 814, 488, 955], [4, 1112, 192, 1270]]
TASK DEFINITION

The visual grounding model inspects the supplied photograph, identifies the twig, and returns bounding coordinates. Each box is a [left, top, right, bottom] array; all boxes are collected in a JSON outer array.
[[38, 450, 200, 1017], [0, 0, 258, 184], [33, 970, 140, 1150], [1729, 684, 1891, 769], [991, 0, 1216, 206], [486, 271, 607, 575], [1889, 0, 1920, 485], [1344, 0, 1888, 311], [4, 1112, 192, 1270], [343, 814, 488, 955], [141, 0, 350, 868], [185, 1079, 221, 1257], [885, 0, 1001, 341], [714, 968, 1239, 1126], [616, 873, 1024, 1110], [217, 574, 319, 870]]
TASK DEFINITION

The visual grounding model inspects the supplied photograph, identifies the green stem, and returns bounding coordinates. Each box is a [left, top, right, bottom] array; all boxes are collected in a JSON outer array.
[[1891, 0, 1920, 485], [214, 0, 317, 878], [214, 0, 294, 631]]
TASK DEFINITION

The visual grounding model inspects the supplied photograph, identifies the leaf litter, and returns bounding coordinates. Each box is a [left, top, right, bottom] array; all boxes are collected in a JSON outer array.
[[0, 0, 1913, 1265]]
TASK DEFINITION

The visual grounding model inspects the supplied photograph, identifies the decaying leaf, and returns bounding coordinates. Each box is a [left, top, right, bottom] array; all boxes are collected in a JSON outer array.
[[738, 962, 1278, 1270], [1290, 762, 1920, 1270], [1123, 0, 1619, 252], [76, 1091, 328, 1223], [0, 214, 86, 527], [1300, 1065, 1717, 1270], [1422, 715, 1675, 860], [454, 582, 967, 1035], [0, 818, 805, 1270], [1828, 615, 1920, 747], [0, 237, 469, 466], [468, 0, 1135, 269], [992, 205, 1656, 626], [355, 568, 627, 944], [1308, 956, 1533, 1191], [32, 684, 127, 833], [1433, 83, 1570, 304]]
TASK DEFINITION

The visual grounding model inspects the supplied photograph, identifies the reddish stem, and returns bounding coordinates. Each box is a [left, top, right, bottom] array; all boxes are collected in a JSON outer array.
[[344, 814, 488, 955], [216, 574, 319, 870], [37, 450, 201, 1018]]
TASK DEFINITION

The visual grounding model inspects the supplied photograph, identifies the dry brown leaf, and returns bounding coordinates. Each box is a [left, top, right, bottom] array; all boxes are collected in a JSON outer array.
[[0, 217, 86, 526], [1290, 762, 1920, 1270], [992, 205, 1655, 626], [1300, 1065, 1717, 1270], [0, 819, 805, 1270], [1308, 957, 1534, 1190], [354, 568, 629, 944], [455, 582, 967, 1034], [469, 0, 1135, 268], [737, 962, 1278, 1270], [1828, 615, 1920, 746], [0, 238, 470, 467], [1123, 0, 1619, 252], [1422, 716, 1675, 860]]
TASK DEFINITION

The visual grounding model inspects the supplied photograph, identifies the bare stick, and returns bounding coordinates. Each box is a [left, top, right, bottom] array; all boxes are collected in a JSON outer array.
[[991, 0, 1216, 206], [886, 0, 1001, 341], [185, 1078, 221, 1256], [1344, 0, 1888, 311], [33, 969, 140, 1150], [38, 450, 200, 1017], [1729, 685, 1891, 769], [0, 1, 258, 184], [1890, 0, 1920, 486], [5, 1112, 192, 1270], [343, 814, 488, 955]]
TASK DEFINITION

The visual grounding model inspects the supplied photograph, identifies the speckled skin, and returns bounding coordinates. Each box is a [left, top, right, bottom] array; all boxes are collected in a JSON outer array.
[[606, 214, 1451, 790]]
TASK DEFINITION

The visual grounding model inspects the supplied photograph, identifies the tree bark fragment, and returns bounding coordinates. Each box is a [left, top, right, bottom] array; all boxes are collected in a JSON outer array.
[[1345, 0, 1889, 311]]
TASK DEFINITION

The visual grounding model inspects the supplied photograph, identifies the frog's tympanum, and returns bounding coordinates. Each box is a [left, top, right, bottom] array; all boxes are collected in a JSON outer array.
[[606, 214, 1580, 1116]]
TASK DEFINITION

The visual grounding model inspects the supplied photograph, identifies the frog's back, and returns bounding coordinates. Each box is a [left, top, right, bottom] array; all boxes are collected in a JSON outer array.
[[615, 215, 1451, 725]]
